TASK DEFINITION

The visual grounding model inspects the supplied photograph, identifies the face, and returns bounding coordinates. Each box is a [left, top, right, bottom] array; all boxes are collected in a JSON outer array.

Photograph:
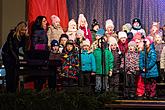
[[96, 35, 101, 40], [135, 39, 141, 44], [120, 37, 127, 43], [19, 27, 27, 36], [60, 38, 68, 46], [110, 44, 117, 51], [76, 34, 83, 39], [66, 44, 73, 52], [129, 46, 135, 52], [93, 25, 99, 31], [42, 18, 47, 29], [80, 20, 86, 27], [151, 26, 158, 33], [155, 35, 162, 43], [82, 45, 90, 51], [122, 25, 129, 32], [133, 22, 140, 27], [52, 46, 59, 51], [106, 26, 114, 33]]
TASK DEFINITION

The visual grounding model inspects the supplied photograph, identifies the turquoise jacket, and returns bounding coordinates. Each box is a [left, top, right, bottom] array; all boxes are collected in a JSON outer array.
[[139, 46, 159, 78], [93, 48, 114, 75], [81, 50, 96, 72]]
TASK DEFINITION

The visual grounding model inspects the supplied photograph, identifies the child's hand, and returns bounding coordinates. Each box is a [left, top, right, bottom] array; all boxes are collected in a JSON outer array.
[[91, 72, 95, 75], [108, 71, 112, 77]]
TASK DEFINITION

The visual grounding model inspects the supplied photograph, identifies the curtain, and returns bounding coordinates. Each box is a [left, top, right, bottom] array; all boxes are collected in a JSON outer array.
[[27, 0, 69, 31], [67, 0, 165, 34]]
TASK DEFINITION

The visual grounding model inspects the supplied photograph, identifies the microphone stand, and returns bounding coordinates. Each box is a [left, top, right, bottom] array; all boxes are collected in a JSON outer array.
[[100, 37, 105, 92], [77, 38, 81, 87], [123, 43, 127, 99], [143, 39, 147, 99]]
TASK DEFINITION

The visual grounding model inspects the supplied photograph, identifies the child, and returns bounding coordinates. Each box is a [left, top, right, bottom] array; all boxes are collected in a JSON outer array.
[[154, 34, 165, 82], [47, 15, 64, 45], [78, 14, 92, 44], [105, 19, 118, 41], [66, 19, 77, 41], [121, 41, 139, 99], [109, 37, 122, 95], [80, 39, 96, 89], [138, 36, 159, 99], [59, 34, 69, 53], [94, 38, 114, 92], [90, 19, 100, 42], [48, 40, 61, 90], [131, 18, 146, 37], [61, 40, 79, 86], [91, 28, 105, 52], [160, 46, 165, 82]]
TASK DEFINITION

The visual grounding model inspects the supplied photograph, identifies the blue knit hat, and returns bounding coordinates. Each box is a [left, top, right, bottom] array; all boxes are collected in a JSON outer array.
[[51, 40, 59, 46], [96, 28, 105, 37]]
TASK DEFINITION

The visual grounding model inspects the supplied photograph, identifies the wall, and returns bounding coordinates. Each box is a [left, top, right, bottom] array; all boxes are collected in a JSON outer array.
[[0, 0, 26, 47]]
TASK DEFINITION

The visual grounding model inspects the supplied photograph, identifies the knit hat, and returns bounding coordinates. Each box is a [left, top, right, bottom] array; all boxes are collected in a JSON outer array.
[[133, 32, 142, 40], [68, 19, 77, 32], [66, 40, 74, 46], [132, 18, 141, 26], [76, 29, 84, 37], [51, 15, 60, 24], [51, 40, 59, 47], [128, 41, 136, 47], [91, 19, 99, 29], [82, 39, 90, 47], [152, 22, 160, 27], [78, 14, 88, 28], [145, 36, 153, 44], [96, 28, 105, 37], [122, 23, 132, 32], [108, 37, 118, 46], [105, 19, 114, 30], [118, 31, 127, 39]]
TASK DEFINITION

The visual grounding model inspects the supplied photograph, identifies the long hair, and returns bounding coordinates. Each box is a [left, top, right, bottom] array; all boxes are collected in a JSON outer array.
[[13, 21, 27, 40], [32, 16, 48, 32]]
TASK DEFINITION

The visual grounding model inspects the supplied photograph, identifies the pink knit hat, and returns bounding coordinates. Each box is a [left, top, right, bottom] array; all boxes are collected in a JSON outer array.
[[145, 36, 153, 44]]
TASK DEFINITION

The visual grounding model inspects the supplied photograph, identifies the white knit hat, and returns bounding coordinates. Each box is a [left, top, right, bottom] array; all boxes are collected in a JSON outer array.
[[76, 29, 84, 37], [82, 39, 90, 47], [68, 19, 77, 31], [78, 14, 88, 35], [105, 19, 114, 30], [122, 23, 132, 31], [128, 41, 136, 47], [108, 37, 118, 46], [118, 31, 127, 39]]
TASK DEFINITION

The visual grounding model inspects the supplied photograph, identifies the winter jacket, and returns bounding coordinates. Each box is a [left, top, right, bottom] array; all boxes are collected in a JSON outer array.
[[139, 46, 159, 78], [93, 48, 114, 75], [111, 50, 121, 74], [81, 50, 96, 72]]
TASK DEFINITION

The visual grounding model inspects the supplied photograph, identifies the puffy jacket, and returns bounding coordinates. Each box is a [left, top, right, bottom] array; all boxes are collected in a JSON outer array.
[[93, 48, 114, 75], [81, 50, 96, 72], [139, 46, 159, 78]]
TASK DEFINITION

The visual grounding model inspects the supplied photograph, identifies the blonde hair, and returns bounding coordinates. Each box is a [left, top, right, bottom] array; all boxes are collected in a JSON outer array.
[[13, 21, 27, 40]]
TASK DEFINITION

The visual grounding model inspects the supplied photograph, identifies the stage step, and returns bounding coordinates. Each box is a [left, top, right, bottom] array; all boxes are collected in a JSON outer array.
[[105, 100, 165, 109]]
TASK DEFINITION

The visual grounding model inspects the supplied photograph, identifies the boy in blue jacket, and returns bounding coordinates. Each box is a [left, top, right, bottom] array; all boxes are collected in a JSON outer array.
[[80, 39, 96, 89]]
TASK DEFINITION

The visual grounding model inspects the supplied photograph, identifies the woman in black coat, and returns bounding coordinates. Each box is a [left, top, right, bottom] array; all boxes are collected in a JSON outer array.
[[1, 21, 28, 92]]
